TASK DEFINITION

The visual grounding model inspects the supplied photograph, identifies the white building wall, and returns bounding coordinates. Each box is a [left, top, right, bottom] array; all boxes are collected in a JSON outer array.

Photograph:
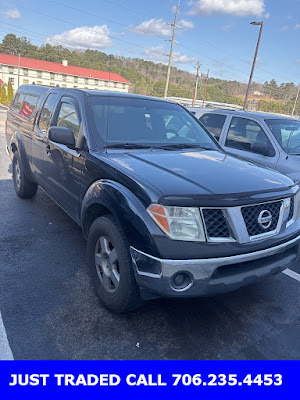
[[0, 64, 130, 93]]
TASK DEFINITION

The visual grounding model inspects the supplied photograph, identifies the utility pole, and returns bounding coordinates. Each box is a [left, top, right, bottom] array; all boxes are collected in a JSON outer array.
[[17, 53, 21, 88], [192, 60, 200, 106], [244, 21, 264, 110], [202, 69, 209, 106], [292, 85, 300, 116], [164, 3, 180, 99]]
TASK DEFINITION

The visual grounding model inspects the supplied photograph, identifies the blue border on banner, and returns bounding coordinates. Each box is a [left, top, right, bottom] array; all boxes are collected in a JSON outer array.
[[0, 361, 298, 400]]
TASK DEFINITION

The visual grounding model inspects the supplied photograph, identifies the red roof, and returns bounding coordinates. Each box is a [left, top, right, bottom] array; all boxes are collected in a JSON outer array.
[[0, 53, 130, 84]]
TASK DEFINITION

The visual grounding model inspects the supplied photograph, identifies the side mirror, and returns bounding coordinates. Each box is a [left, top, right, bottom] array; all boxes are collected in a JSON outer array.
[[251, 142, 274, 157], [48, 126, 75, 148]]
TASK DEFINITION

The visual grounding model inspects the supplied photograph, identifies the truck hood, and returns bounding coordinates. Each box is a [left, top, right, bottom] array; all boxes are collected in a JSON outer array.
[[107, 149, 295, 203]]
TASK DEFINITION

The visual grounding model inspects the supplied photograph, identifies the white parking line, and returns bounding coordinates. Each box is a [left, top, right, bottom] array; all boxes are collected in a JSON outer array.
[[0, 311, 13, 360], [282, 268, 300, 282]]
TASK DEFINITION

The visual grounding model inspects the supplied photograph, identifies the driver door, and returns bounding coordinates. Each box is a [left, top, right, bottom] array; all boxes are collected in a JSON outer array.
[[43, 96, 84, 222]]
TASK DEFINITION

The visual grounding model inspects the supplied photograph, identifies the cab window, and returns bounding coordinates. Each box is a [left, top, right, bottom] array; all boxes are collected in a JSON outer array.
[[19, 94, 38, 118], [56, 102, 81, 142], [199, 113, 226, 140], [10, 92, 26, 113], [225, 117, 273, 154], [38, 93, 59, 133]]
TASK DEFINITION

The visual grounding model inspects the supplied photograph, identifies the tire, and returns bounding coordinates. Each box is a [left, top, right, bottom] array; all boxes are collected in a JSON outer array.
[[12, 151, 38, 199], [87, 215, 143, 313]]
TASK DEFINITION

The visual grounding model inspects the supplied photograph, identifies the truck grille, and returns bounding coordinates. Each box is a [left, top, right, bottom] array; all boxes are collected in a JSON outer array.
[[202, 209, 230, 238], [241, 201, 282, 237]]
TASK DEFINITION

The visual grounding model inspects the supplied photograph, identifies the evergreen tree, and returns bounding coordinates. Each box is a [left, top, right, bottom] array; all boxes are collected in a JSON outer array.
[[0, 85, 7, 104], [7, 80, 13, 102]]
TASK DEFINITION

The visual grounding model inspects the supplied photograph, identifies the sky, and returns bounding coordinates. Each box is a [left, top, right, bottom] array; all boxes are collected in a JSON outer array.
[[0, 0, 299, 84]]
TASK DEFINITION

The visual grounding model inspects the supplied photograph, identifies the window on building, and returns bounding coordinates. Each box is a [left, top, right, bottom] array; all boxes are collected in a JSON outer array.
[[62, 75, 67, 81], [84, 79, 89, 84], [38, 93, 59, 133], [74, 77, 78, 83], [73, 86, 78, 88], [8, 67, 14, 74], [62, 84, 67, 88], [199, 113, 227, 140], [50, 73, 55, 80], [50, 82, 55, 87], [19, 94, 39, 118], [225, 117, 274, 155], [113, 83, 117, 88], [23, 69, 28, 76], [37, 81, 43, 85], [56, 102, 81, 142], [37, 71, 43, 78], [9, 77, 14, 84], [104, 81, 108, 86], [23, 79, 29, 84], [95, 80, 98, 86]]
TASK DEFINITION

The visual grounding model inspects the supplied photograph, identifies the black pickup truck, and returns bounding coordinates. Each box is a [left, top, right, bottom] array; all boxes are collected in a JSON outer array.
[[5, 85, 300, 312]]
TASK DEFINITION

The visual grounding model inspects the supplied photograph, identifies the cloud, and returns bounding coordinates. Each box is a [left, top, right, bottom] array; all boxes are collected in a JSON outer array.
[[264, 12, 270, 19], [246, 56, 263, 66], [221, 24, 232, 31], [46, 25, 112, 50], [295, 24, 300, 30], [188, 0, 265, 17], [296, 59, 300, 64], [178, 19, 194, 29], [133, 19, 172, 36], [173, 51, 197, 64], [3, 9, 21, 19], [144, 45, 196, 64], [132, 18, 193, 36], [280, 25, 289, 31]]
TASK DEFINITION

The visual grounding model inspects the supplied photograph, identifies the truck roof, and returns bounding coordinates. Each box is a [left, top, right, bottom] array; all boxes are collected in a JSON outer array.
[[17, 85, 173, 104]]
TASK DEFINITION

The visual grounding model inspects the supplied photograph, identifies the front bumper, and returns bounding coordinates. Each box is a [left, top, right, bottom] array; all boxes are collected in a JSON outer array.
[[130, 233, 300, 297]]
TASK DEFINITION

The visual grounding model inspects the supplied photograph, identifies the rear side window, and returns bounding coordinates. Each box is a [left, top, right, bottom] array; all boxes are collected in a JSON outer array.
[[10, 92, 26, 113], [38, 93, 59, 133], [56, 102, 81, 142], [19, 94, 38, 118], [199, 113, 226, 140]]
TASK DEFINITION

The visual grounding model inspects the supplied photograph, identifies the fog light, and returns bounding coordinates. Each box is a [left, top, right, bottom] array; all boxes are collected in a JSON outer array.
[[174, 273, 185, 286], [171, 272, 193, 291]]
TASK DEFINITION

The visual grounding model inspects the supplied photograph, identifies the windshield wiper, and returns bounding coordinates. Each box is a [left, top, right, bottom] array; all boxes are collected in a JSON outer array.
[[105, 143, 155, 149], [156, 143, 205, 150]]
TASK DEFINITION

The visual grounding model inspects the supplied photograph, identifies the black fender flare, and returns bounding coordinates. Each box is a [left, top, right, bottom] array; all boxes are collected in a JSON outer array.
[[10, 131, 34, 181], [81, 180, 160, 256]]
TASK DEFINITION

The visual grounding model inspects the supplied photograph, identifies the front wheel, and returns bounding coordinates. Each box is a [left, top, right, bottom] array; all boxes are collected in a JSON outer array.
[[12, 151, 38, 199], [87, 215, 142, 313]]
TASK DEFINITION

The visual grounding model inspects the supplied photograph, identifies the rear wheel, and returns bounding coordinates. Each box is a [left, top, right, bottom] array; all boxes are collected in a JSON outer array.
[[12, 151, 38, 199], [87, 215, 142, 313]]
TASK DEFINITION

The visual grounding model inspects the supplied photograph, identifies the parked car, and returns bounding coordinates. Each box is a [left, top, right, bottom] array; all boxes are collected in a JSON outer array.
[[189, 107, 300, 182], [5, 85, 300, 312]]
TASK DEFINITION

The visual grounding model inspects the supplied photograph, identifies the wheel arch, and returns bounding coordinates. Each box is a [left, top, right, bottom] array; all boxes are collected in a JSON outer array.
[[81, 180, 159, 256]]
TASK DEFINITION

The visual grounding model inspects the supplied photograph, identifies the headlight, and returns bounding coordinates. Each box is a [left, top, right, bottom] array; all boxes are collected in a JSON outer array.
[[147, 204, 206, 241]]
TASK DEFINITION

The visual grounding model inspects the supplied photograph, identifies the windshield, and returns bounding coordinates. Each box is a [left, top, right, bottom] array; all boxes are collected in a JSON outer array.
[[88, 96, 219, 150], [265, 119, 300, 155]]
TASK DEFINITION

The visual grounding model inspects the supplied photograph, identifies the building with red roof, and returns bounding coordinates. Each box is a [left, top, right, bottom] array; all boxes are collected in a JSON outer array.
[[0, 53, 130, 93]]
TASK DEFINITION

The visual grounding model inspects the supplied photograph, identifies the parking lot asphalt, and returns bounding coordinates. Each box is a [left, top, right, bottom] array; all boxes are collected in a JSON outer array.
[[0, 110, 300, 360]]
